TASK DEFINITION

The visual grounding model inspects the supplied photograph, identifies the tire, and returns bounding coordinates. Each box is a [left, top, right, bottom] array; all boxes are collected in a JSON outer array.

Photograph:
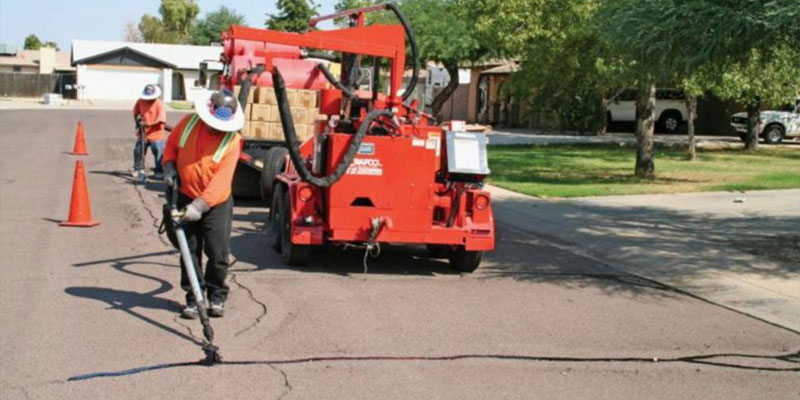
[[762, 124, 784, 144], [738, 133, 747, 142], [259, 147, 288, 206], [426, 244, 450, 259], [280, 189, 311, 266], [658, 111, 682, 134], [268, 184, 284, 252], [448, 247, 483, 273]]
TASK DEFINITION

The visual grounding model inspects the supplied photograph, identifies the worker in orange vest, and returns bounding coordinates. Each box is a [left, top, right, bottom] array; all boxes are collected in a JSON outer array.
[[162, 89, 243, 319], [133, 84, 167, 180]]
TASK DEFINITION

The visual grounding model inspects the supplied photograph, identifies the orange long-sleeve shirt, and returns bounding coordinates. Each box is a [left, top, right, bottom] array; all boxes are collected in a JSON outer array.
[[133, 98, 166, 141], [163, 114, 241, 207]]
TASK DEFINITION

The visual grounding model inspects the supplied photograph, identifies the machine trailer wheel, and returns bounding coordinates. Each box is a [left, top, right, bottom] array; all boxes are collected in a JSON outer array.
[[448, 247, 483, 273], [260, 147, 288, 206], [280, 190, 311, 266], [426, 244, 450, 259], [268, 184, 284, 252]]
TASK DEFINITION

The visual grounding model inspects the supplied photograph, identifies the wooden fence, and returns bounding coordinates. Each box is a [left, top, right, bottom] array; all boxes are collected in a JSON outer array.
[[0, 72, 76, 98]]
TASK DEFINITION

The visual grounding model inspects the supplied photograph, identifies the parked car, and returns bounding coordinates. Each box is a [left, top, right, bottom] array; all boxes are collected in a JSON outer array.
[[607, 89, 687, 133], [730, 99, 800, 144]]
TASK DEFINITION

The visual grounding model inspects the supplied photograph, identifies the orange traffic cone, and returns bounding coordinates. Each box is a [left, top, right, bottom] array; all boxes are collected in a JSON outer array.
[[70, 121, 88, 155], [60, 160, 100, 227]]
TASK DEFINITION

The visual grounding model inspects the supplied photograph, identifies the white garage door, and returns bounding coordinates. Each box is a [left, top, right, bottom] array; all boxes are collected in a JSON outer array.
[[79, 66, 163, 101]]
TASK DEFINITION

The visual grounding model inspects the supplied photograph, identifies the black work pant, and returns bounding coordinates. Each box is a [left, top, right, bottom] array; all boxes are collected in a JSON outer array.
[[177, 193, 233, 304]]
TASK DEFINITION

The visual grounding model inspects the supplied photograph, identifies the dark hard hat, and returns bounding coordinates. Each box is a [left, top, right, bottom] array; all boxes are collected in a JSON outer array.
[[209, 89, 239, 121]]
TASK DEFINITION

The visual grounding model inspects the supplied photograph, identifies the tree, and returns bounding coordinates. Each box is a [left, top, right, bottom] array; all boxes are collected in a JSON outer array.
[[43, 41, 59, 50], [599, 0, 800, 177], [266, 0, 317, 33], [333, 0, 379, 26], [393, 0, 489, 118], [23, 34, 42, 50], [707, 46, 800, 152], [139, 14, 167, 43], [123, 21, 143, 42], [509, 0, 619, 134], [191, 6, 245, 45], [138, 0, 200, 44]]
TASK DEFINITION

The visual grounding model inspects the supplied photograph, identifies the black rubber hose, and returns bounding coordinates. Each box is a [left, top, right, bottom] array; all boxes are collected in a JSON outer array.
[[384, 2, 419, 103], [316, 63, 357, 100], [272, 66, 393, 188], [446, 186, 463, 228], [236, 65, 266, 108]]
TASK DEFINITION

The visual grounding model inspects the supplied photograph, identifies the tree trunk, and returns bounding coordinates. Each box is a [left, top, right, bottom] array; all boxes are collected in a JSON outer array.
[[685, 94, 697, 161], [431, 62, 460, 121], [596, 90, 609, 136], [634, 84, 656, 179], [745, 99, 760, 153]]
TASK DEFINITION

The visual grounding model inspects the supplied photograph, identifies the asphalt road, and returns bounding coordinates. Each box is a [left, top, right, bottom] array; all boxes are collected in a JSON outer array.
[[1, 110, 798, 399]]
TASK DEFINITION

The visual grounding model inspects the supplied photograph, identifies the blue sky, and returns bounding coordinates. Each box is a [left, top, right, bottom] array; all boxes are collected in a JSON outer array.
[[0, 0, 339, 51]]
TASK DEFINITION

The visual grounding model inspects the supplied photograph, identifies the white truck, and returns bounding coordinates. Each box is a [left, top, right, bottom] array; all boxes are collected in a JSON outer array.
[[607, 89, 687, 133], [730, 99, 800, 144]]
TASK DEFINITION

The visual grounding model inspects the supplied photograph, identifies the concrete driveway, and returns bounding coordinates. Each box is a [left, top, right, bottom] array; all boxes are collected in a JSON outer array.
[[0, 109, 798, 399]]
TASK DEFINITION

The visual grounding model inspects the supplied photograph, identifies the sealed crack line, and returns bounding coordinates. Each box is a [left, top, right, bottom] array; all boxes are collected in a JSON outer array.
[[67, 350, 800, 382], [230, 271, 269, 337]]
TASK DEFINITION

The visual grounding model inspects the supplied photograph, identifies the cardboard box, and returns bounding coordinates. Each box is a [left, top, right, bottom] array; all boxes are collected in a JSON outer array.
[[268, 123, 283, 140], [256, 87, 276, 105], [233, 85, 254, 105], [290, 107, 310, 125], [240, 121, 251, 137], [250, 122, 270, 139], [250, 104, 272, 122], [297, 90, 317, 108]]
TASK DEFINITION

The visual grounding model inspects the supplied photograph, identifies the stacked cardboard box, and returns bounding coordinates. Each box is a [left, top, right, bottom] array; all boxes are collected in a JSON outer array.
[[234, 85, 324, 141]]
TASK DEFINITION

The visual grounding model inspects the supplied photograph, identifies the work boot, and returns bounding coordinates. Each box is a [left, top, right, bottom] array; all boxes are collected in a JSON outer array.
[[208, 302, 225, 318], [181, 303, 199, 319]]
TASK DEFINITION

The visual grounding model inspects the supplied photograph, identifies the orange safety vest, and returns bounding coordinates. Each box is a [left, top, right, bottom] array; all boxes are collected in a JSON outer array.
[[163, 114, 241, 207]]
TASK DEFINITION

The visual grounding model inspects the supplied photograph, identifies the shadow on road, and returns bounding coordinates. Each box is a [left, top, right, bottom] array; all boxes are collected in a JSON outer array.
[[66, 251, 198, 345]]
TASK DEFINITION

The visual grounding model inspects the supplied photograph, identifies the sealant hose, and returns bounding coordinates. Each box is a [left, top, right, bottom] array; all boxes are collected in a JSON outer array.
[[384, 2, 419, 103], [272, 66, 393, 187], [316, 63, 358, 100]]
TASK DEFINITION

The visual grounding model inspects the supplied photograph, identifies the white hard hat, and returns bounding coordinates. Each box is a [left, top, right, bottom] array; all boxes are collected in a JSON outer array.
[[194, 88, 245, 132], [140, 84, 161, 100]]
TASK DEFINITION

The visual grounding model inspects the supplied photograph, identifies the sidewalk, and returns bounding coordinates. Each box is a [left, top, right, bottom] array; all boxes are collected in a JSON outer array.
[[488, 185, 800, 332], [0, 97, 193, 112], [486, 128, 796, 149]]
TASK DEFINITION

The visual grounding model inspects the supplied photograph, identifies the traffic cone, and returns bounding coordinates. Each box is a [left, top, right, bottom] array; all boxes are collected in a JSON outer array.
[[60, 160, 100, 227], [70, 121, 88, 155]]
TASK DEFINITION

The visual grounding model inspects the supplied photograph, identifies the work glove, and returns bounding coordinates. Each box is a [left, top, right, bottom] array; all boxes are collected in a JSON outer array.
[[181, 198, 209, 223], [163, 162, 177, 188]]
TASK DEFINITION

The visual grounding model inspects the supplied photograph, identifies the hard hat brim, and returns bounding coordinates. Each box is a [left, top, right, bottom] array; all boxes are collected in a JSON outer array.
[[140, 86, 162, 100], [194, 90, 245, 132]]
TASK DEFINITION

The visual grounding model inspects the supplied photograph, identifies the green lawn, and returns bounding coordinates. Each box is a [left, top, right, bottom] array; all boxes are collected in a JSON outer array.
[[488, 144, 800, 198], [167, 101, 194, 110]]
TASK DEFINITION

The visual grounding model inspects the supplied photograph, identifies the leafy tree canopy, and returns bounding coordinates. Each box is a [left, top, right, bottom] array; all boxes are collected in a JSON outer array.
[[266, 0, 318, 33], [139, 0, 200, 44], [191, 6, 245, 45], [23, 34, 42, 50]]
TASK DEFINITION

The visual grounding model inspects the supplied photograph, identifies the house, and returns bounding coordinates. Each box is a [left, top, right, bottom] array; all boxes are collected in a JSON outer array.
[[429, 60, 518, 126], [71, 40, 223, 102], [0, 45, 74, 74]]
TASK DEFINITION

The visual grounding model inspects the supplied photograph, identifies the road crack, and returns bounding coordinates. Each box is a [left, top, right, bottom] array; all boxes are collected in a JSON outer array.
[[230, 271, 268, 336], [132, 181, 171, 248], [267, 363, 293, 400]]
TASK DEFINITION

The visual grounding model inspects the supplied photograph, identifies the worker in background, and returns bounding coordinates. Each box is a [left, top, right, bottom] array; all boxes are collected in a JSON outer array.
[[162, 89, 243, 319], [133, 84, 167, 180]]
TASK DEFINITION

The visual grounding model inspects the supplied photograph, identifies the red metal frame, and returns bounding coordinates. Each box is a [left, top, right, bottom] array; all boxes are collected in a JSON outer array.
[[222, 7, 495, 254]]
